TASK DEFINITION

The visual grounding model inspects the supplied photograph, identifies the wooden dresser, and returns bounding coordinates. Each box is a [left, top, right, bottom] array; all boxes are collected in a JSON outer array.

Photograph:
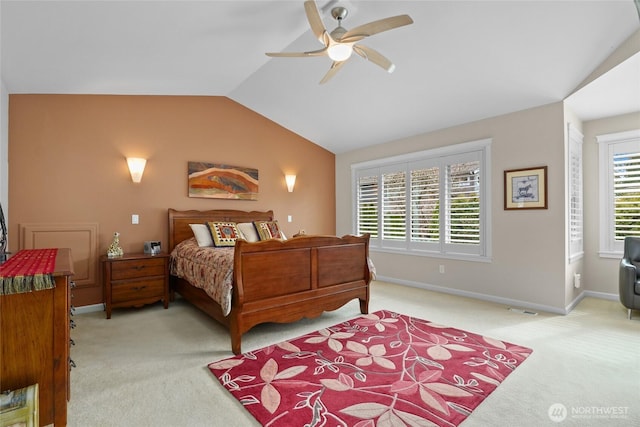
[[0, 248, 74, 426]]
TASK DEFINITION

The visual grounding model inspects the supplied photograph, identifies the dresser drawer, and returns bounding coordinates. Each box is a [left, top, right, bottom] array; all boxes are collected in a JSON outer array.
[[111, 258, 166, 280], [111, 278, 165, 303]]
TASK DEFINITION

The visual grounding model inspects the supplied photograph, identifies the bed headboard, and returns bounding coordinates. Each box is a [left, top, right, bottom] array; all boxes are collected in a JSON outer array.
[[168, 209, 274, 252]]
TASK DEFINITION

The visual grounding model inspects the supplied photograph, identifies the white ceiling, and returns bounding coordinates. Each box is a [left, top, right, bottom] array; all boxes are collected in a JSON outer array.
[[2, 1, 639, 154]]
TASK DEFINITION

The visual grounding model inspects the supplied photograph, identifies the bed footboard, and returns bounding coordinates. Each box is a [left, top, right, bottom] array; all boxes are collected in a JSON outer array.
[[229, 234, 371, 354]]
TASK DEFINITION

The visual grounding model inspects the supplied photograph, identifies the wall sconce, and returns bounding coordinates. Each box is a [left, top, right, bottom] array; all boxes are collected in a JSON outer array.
[[127, 157, 147, 183], [285, 174, 296, 192]]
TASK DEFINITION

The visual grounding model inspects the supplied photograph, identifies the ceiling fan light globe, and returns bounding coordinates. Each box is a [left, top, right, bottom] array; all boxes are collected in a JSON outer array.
[[327, 44, 353, 61]]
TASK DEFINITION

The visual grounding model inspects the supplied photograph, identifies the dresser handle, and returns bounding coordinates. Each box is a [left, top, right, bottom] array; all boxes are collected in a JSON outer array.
[[132, 285, 147, 291], [134, 266, 145, 271], [69, 359, 76, 369], [70, 338, 76, 346], [70, 319, 76, 329], [70, 281, 77, 289]]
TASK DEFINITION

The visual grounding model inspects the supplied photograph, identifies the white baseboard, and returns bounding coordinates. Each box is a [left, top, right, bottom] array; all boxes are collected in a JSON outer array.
[[582, 290, 619, 301], [565, 290, 619, 313], [374, 275, 619, 315], [565, 292, 585, 313], [74, 283, 620, 316], [74, 303, 103, 314]]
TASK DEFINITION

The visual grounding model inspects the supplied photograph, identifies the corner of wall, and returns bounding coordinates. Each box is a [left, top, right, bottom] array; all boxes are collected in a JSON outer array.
[[1, 78, 9, 224], [569, 28, 640, 95], [563, 105, 585, 307]]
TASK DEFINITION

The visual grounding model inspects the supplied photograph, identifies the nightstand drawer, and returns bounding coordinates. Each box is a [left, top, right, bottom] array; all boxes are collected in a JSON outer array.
[[111, 277, 165, 303], [111, 258, 166, 280]]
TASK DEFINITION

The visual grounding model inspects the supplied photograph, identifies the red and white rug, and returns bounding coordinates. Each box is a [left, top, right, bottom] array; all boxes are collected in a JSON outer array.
[[208, 310, 533, 427]]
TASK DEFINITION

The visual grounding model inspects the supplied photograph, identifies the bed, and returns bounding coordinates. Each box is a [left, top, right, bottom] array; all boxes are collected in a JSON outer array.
[[168, 208, 371, 355]]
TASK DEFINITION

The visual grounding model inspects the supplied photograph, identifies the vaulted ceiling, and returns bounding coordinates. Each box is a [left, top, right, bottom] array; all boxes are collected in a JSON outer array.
[[2, 1, 639, 154]]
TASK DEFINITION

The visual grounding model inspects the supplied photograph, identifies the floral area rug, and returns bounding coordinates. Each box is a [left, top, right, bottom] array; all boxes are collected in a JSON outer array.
[[208, 310, 533, 427]]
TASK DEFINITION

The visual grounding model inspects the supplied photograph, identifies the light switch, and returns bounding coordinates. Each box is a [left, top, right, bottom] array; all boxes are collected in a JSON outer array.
[[132, 214, 139, 225], [287, 215, 292, 223]]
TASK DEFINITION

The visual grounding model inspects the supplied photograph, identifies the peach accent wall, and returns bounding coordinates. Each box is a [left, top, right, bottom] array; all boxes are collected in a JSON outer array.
[[8, 95, 335, 306]]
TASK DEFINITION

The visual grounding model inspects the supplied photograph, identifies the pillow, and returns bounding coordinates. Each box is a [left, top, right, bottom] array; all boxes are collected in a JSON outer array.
[[237, 222, 260, 242], [254, 220, 282, 240], [189, 224, 214, 247], [207, 222, 241, 247]]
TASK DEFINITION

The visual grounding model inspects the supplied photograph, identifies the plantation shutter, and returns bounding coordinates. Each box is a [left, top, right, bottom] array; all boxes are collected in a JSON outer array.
[[443, 151, 483, 255], [356, 173, 379, 239], [597, 130, 640, 255], [410, 166, 440, 243], [381, 169, 406, 246], [446, 161, 480, 244], [568, 124, 583, 261], [613, 149, 640, 240]]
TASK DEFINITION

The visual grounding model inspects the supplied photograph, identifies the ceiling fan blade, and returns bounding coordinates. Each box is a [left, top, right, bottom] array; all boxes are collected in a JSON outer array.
[[319, 60, 347, 84], [353, 44, 395, 73], [266, 47, 327, 58], [304, 0, 327, 43], [340, 15, 413, 43]]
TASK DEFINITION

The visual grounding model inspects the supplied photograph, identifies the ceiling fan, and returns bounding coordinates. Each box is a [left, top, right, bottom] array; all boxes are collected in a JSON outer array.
[[266, 0, 414, 84]]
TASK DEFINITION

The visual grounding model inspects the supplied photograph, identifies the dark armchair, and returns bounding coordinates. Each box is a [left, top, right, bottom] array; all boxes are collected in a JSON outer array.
[[619, 236, 640, 319]]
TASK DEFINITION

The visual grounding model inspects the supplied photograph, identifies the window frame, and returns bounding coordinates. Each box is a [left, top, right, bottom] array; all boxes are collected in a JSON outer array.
[[352, 138, 492, 262], [597, 129, 640, 258]]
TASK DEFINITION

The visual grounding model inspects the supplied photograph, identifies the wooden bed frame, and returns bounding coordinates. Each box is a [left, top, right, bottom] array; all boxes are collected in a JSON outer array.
[[168, 209, 371, 355]]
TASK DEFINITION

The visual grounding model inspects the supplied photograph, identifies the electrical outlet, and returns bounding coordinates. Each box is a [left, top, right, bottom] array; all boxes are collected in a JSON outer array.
[[439, 264, 445, 274], [132, 214, 139, 225], [287, 215, 292, 223], [574, 273, 581, 288]]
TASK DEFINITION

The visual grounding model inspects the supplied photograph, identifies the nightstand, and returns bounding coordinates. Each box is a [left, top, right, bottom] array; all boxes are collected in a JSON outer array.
[[101, 253, 170, 319]]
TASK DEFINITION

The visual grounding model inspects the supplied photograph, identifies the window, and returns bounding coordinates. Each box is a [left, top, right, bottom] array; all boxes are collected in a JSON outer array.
[[353, 139, 491, 260], [568, 124, 583, 262], [597, 129, 640, 257], [356, 175, 378, 238]]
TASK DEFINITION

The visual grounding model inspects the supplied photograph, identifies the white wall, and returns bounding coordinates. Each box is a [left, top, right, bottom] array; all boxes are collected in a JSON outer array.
[[337, 102, 569, 313], [583, 112, 640, 296], [569, 28, 640, 301]]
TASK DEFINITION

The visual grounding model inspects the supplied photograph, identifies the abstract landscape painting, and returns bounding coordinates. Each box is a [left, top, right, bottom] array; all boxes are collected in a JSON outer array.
[[188, 161, 259, 200]]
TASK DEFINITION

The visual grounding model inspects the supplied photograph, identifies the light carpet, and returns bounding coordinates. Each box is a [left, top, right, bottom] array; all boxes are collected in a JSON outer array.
[[67, 281, 640, 426]]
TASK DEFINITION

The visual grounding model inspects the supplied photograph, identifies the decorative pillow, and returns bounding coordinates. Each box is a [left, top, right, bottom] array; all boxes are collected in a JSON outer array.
[[189, 224, 214, 247], [237, 222, 260, 242], [207, 222, 241, 247], [253, 220, 282, 240]]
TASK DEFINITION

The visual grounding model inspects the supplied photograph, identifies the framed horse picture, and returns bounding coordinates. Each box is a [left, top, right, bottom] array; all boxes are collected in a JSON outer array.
[[504, 166, 548, 210]]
